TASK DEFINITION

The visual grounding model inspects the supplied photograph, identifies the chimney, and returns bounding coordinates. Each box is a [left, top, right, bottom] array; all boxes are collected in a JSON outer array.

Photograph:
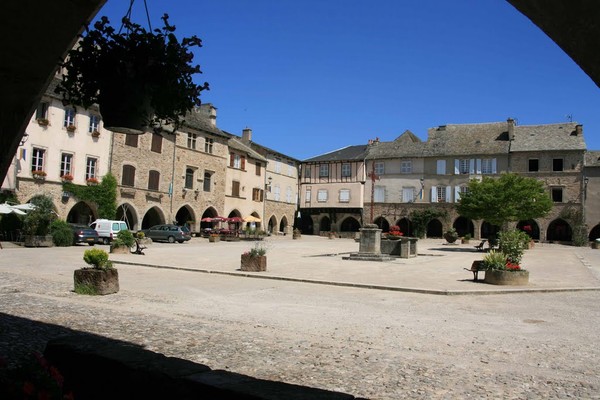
[[576, 124, 583, 135], [242, 127, 252, 142], [199, 104, 217, 127], [507, 118, 515, 140]]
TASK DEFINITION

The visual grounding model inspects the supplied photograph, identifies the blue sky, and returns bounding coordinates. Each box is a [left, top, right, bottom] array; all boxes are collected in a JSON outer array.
[[96, 0, 600, 160]]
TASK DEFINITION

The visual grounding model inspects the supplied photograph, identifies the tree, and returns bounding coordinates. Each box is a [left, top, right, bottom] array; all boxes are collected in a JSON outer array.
[[22, 195, 56, 236], [456, 173, 553, 231]]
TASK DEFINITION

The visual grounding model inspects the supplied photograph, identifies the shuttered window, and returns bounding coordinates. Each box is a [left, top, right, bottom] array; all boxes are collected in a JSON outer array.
[[122, 165, 136, 187], [148, 170, 160, 191], [151, 133, 162, 153]]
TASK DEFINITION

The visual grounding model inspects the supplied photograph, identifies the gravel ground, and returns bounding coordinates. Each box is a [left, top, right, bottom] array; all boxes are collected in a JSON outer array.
[[1, 256, 599, 399]]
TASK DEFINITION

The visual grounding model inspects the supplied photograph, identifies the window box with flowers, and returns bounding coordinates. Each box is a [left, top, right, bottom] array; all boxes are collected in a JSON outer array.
[[240, 243, 267, 271], [66, 124, 76, 133], [36, 118, 50, 126], [91, 130, 101, 138], [32, 170, 47, 180], [86, 177, 99, 186], [61, 174, 74, 183]]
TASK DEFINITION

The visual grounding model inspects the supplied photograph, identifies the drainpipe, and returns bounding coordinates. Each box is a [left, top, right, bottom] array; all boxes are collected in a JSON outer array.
[[170, 132, 176, 223]]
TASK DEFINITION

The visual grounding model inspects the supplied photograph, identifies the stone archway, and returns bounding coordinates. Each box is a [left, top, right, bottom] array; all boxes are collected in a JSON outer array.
[[200, 207, 218, 230], [115, 203, 138, 230], [279, 216, 288, 234], [66, 201, 96, 225], [299, 213, 313, 235], [141, 207, 165, 230], [320, 216, 331, 232], [517, 219, 541, 240], [340, 217, 360, 232], [268, 215, 277, 234], [481, 221, 500, 239], [175, 205, 195, 229], [396, 217, 413, 237], [426, 219, 443, 238], [547, 218, 572, 242], [589, 224, 600, 241], [374, 216, 390, 232], [453, 216, 474, 238]]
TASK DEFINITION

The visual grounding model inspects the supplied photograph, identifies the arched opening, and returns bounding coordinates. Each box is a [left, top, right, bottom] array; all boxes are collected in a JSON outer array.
[[547, 218, 572, 242], [340, 217, 360, 232], [517, 220, 541, 240], [200, 207, 218, 230], [268, 215, 277, 234], [115, 203, 138, 230], [396, 217, 413, 237], [66, 201, 96, 225], [373, 216, 390, 232], [175, 205, 195, 229], [589, 224, 600, 241], [453, 217, 474, 237], [426, 219, 443, 238], [141, 207, 165, 230], [299, 213, 313, 235], [279, 216, 288, 234], [481, 221, 500, 239], [320, 216, 331, 232]]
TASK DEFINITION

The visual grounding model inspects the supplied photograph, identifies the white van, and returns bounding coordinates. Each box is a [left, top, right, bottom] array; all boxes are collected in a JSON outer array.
[[90, 219, 129, 245]]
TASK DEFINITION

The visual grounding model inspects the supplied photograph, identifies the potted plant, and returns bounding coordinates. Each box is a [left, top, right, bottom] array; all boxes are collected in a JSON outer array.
[[36, 118, 49, 126], [443, 228, 459, 244], [91, 130, 101, 138], [22, 195, 55, 247], [61, 174, 74, 183], [55, 14, 209, 134], [386, 225, 403, 240], [66, 124, 76, 133], [74, 248, 119, 295], [461, 233, 471, 244], [292, 228, 301, 240], [110, 230, 135, 254], [86, 177, 99, 186], [240, 243, 267, 271], [31, 170, 47, 180], [481, 242, 529, 286], [209, 233, 220, 243]]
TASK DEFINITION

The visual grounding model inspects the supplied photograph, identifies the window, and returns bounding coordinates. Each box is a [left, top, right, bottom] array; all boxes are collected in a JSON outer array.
[[455, 186, 469, 201], [252, 188, 264, 202], [436, 186, 447, 202], [148, 170, 160, 191], [89, 115, 100, 133], [204, 137, 213, 153], [481, 159, 494, 174], [85, 157, 97, 180], [151, 133, 162, 153], [305, 189, 311, 202], [275, 158, 281, 173], [286, 186, 293, 203], [341, 163, 351, 177], [374, 162, 384, 175], [230, 154, 245, 169], [35, 102, 48, 120], [553, 158, 564, 172], [402, 187, 414, 203], [304, 166, 311, 179], [255, 162, 261, 176], [187, 133, 197, 150], [317, 189, 328, 202], [31, 148, 45, 172], [288, 162, 294, 176], [319, 164, 329, 177], [458, 159, 469, 174], [436, 160, 446, 175], [374, 186, 385, 202], [552, 187, 563, 202], [122, 165, 136, 187], [232, 180, 240, 197], [64, 108, 75, 127], [185, 168, 194, 189], [60, 153, 72, 177], [528, 159, 539, 172], [203, 172, 212, 192], [125, 134, 138, 147], [274, 184, 281, 201], [401, 161, 412, 174], [339, 189, 350, 203]]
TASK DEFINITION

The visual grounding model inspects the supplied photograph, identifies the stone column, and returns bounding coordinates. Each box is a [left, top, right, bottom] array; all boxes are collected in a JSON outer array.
[[359, 224, 381, 254]]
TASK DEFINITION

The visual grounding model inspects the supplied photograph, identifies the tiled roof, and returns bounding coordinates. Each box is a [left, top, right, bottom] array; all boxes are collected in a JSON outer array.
[[422, 122, 511, 156], [584, 151, 600, 167], [227, 137, 267, 162], [365, 130, 424, 159], [181, 109, 228, 138], [303, 145, 368, 162], [511, 123, 586, 152]]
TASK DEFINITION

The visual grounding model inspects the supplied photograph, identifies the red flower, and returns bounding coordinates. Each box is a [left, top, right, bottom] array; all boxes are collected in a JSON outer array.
[[506, 262, 521, 270]]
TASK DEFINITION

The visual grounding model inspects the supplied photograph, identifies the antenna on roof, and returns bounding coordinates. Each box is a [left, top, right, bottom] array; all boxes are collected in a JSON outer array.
[[566, 114, 573, 122]]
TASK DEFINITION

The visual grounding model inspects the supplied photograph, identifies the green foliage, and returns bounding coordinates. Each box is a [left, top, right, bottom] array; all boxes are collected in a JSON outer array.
[[22, 195, 56, 236], [63, 173, 117, 219], [409, 208, 448, 238], [136, 231, 145, 239], [444, 228, 459, 243], [74, 282, 99, 295], [248, 242, 267, 257], [560, 203, 588, 247], [457, 173, 553, 230], [112, 230, 135, 249], [83, 248, 110, 269], [463, 233, 472, 240], [50, 220, 73, 247], [499, 229, 530, 264], [482, 250, 507, 270]]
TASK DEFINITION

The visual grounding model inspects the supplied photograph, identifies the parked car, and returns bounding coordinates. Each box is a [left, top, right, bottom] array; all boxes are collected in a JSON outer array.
[[90, 219, 129, 245], [141, 224, 191, 243], [70, 223, 99, 245]]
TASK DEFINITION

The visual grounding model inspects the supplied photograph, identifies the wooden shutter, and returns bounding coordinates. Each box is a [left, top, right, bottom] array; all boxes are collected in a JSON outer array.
[[241, 156, 246, 170]]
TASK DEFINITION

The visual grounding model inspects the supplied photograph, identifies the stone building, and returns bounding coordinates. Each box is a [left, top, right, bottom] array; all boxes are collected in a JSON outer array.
[[583, 152, 600, 240]]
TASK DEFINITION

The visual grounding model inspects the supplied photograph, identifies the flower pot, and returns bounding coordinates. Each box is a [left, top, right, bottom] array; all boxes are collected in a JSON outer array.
[[24, 235, 54, 247], [240, 254, 267, 272], [209, 236, 220, 243], [74, 268, 119, 295], [484, 269, 529, 286]]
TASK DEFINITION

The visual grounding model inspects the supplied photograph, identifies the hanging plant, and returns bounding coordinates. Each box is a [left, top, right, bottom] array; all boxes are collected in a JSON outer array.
[[55, 14, 209, 134]]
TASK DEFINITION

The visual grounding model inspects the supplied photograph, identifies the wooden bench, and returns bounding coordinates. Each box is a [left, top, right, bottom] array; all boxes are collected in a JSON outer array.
[[465, 260, 485, 281], [131, 239, 147, 255], [474, 240, 486, 251]]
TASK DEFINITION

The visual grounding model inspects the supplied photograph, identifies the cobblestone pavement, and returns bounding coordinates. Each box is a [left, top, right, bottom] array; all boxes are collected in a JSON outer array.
[[1, 238, 600, 399]]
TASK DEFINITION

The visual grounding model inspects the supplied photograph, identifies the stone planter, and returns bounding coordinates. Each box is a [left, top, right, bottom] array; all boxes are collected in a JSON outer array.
[[461, 238, 470, 244], [209, 236, 220, 243], [484, 269, 529, 286], [444, 233, 458, 244], [24, 235, 54, 247], [74, 268, 119, 295], [240, 254, 267, 272], [110, 245, 130, 254], [292, 231, 301, 240], [592, 240, 600, 249], [328, 232, 336, 239]]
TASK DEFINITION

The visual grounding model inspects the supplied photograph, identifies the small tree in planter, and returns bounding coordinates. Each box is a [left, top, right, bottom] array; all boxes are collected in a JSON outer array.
[[110, 230, 135, 254], [56, 14, 209, 134], [75, 248, 119, 295], [443, 228, 459, 244], [240, 243, 267, 271], [22, 195, 56, 247]]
